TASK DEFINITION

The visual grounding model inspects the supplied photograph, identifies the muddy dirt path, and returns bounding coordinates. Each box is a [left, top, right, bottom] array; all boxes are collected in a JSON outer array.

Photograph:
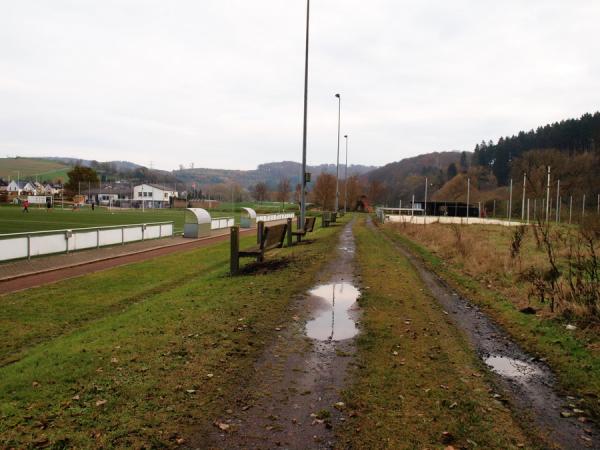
[[201, 221, 360, 450], [372, 219, 599, 449]]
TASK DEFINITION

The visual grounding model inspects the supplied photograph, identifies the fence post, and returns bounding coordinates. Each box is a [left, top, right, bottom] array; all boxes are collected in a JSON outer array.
[[569, 196, 573, 224], [230, 226, 239, 275], [97, 229, 100, 248], [257, 221, 264, 244], [286, 218, 292, 247], [27, 234, 31, 260]]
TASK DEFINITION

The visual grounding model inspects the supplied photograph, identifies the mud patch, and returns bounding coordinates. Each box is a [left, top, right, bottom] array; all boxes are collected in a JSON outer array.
[[235, 256, 292, 276], [203, 220, 359, 449]]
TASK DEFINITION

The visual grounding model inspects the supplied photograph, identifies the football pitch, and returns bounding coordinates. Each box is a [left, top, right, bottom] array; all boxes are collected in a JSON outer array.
[[0, 206, 237, 234]]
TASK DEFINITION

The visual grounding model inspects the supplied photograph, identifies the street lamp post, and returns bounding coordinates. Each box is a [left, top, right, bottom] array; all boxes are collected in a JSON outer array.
[[334, 93, 341, 212], [300, 0, 310, 226], [344, 134, 348, 213]]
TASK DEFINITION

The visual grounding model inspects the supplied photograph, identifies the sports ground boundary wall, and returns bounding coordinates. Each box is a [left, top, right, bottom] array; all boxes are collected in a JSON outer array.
[[0, 222, 174, 262]]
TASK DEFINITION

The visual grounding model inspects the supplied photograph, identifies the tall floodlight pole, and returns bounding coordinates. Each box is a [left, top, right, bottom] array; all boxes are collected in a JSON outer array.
[[334, 93, 341, 212], [509, 179, 513, 222], [466, 177, 470, 222], [424, 177, 428, 217], [521, 173, 526, 221], [300, 0, 310, 225], [545, 166, 551, 223], [344, 134, 348, 213], [556, 180, 560, 223]]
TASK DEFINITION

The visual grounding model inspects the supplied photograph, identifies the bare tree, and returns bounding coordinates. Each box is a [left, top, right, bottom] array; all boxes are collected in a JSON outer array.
[[311, 173, 336, 210], [276, 178, 291, 209], [367, 179, 386, 205], [294, 183, 302, 205], [252, 182, 268, 202], [345, 175, 365, 210]]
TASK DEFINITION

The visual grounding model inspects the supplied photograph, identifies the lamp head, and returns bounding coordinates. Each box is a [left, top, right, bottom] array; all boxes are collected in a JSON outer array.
[[335, 93, 340, 98], [344, 135, 348, 138]]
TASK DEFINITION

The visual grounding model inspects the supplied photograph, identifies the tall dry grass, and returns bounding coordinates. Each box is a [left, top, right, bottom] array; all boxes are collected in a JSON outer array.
[[390, 220, 600, 323]]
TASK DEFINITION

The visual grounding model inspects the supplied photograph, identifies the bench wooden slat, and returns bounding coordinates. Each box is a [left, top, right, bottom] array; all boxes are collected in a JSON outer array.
[[291, 216, 316, 242]]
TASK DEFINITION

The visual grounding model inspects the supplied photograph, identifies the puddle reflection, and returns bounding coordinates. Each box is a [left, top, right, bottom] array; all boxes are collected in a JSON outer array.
[[485, 355, 541, 380], [306, 282, 360, 341]]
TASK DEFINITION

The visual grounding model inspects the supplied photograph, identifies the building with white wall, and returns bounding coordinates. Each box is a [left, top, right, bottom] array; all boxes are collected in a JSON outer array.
[[133, 183, 177, 208]]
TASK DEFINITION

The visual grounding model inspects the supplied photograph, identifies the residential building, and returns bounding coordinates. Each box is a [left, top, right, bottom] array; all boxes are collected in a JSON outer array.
[[133, 183, 177, 208]]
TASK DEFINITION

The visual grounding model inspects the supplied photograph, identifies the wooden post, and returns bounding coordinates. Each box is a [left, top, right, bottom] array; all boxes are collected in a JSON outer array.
[[286, 218, 293, 247], [230, 226, 239, 275], [257, 221, 264, 244]]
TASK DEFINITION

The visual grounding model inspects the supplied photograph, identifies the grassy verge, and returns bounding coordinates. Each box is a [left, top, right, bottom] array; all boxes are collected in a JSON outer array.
[[337, 219, 533, 449], [0, 218, 346, 448], [381, 224, 600, 421]]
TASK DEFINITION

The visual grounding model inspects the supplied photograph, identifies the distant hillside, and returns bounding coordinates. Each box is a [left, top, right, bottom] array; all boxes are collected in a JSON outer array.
[[0, 156, 174, 184], [174, 161, 378, 189], [46, 157, 142, 172], [0, 157, 70, 182], [365, 151, 466, 204], [474, 111, 600, 184]]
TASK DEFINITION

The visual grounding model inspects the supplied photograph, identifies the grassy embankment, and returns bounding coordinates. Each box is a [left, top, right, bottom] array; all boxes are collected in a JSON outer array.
[[337, 219, 534, 449], [0, 216, 346, 448], [382, 222, 600, 420], [0, 157, 70, 183]]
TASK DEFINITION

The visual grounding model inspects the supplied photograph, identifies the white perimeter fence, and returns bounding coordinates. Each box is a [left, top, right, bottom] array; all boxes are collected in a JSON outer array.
[[0, 222, 174, 262], [380, 213, 521, 227], [211, 217, 235, 230], [256, 212, 295, 223]]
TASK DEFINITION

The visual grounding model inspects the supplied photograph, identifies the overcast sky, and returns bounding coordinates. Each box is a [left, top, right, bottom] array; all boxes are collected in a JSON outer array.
[[1, 0, 599, 171]]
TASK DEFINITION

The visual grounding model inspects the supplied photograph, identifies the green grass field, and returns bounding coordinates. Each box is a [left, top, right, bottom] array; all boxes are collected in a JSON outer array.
[[0, 201, 303, 234], [0, 218, 343, 448], [0, 206, 243, 234]]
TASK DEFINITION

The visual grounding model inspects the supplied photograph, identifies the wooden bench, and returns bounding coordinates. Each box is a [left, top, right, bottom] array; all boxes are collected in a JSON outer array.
[[291, 216, 316, 243], [322, 211, 331, 227], [230, 222, 288, 274], [331, 212, 338, 223]]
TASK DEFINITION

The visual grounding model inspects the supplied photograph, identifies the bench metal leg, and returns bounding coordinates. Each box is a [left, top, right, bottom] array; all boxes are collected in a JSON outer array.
[[286, 218, 292, 247]]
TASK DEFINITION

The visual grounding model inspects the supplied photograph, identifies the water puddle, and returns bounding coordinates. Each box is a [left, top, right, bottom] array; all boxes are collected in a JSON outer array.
[[305, 282, 360, 341], [485, 355, 542, 380]]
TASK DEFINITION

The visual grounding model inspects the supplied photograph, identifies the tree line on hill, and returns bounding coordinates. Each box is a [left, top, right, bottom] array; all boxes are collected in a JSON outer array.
[[473, 112, 600, 185], [363, 112, 600, 210]]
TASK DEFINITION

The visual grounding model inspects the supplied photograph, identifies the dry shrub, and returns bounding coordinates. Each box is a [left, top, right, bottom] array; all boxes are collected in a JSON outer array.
[[523, 218, 600, 321], [392, 218, 600, 322], [450, 224, 468, 258]]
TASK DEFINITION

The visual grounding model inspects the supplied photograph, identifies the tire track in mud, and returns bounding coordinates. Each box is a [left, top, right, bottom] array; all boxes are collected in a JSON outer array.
[[371, 218, 599, 449], [200, 220, 360, 450]]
